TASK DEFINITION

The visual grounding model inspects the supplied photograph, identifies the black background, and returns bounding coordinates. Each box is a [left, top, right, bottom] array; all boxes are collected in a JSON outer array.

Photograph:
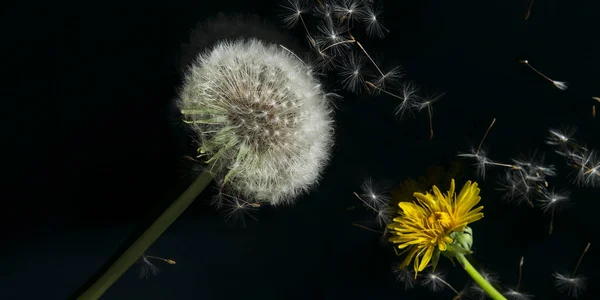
[[2, 0, 599, 299]]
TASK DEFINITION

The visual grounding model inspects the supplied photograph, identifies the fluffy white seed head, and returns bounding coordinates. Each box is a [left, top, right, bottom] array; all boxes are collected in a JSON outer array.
[[178, 38, 334, 206]]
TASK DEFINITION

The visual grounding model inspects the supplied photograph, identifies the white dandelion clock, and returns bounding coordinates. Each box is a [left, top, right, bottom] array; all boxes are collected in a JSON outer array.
[[178, 38, 335, 206]]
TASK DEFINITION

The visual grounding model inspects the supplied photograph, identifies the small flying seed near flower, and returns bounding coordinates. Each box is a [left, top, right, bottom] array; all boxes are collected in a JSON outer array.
[[458, 148, 496, 179], [421, 271, 461, 295], [421, 271, 446, 292], [359, 177, 391, 210], [393, 265, 417, 290], [415, 92, 444, 139]]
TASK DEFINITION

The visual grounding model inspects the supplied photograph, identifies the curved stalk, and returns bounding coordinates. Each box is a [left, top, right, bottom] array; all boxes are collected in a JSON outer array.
[[77, 169, 214, 300], [456, 254, 507, 300]]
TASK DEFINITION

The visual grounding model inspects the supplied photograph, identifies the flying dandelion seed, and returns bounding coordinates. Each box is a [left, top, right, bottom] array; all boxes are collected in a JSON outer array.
[[537, 189, 569, 234], [519, 59, 568, 91], [136, 254, 176, 280], [222, 195, 259, 227], [547, 129, 600, 188], [393, 81, 420, 118], [393, 266, 417, 290], [353, 180, 393, 228], [553, 242, 590, 298], [360, 0, 389, 38], [333, 0, 364, 24], [338, 51, 369, 93], [553, 273, 587, 298], [280, 0, 309, 30], [421, 271, 461, 295], [415, 92, 444, 139], [503, 256, 533, 300], [358, 177, 391, 210]]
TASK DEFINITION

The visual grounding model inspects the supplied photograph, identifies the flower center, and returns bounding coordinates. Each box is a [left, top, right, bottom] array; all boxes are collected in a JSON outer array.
[[427, 212, 452, 230]]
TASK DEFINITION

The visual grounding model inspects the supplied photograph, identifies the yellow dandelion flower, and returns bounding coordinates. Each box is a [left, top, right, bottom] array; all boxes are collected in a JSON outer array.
[[388, 179, 484, 276]]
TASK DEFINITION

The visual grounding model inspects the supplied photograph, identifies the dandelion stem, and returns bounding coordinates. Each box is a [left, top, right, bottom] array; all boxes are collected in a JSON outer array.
[[456, 254, 507, 300], [75, 169, 214, 300], [572, 242, 591, 277]]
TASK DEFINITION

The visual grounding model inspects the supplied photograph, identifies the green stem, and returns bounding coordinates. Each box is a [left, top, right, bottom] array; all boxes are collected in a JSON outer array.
[[77, 169, 214, 300], [456, 254, 507, 300]]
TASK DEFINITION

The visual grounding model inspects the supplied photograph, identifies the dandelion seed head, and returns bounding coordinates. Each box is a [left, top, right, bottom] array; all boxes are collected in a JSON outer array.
[[178, 39, 334, 206]]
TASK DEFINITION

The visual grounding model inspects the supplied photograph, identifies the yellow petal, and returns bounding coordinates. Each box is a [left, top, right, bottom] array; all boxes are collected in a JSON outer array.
[[417, 245, 434, 271], [448, 179, 456, 203]]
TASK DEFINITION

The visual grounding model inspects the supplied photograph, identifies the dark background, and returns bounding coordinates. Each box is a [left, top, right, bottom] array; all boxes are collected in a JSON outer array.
[[2, 0, 599, 299]]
